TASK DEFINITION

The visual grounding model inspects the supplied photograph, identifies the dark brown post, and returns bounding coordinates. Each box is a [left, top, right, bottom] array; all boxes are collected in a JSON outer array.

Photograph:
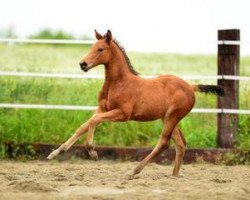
[[217, 29, 240, 148]]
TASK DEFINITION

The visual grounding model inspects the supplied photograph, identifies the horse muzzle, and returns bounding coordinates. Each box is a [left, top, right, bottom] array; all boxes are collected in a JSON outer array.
[[79, 61, 90, 72]]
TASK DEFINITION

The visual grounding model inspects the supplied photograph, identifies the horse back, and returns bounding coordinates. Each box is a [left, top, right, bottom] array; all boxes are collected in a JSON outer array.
[[130, 75, 195, 121]]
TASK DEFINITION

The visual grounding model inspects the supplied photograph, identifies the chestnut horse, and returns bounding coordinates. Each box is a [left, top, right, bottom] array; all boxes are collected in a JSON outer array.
[[47, 30, 224, 177]]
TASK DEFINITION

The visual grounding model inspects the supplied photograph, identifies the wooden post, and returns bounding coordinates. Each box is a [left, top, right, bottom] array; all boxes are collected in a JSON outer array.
[[217, 29, 240, 148]]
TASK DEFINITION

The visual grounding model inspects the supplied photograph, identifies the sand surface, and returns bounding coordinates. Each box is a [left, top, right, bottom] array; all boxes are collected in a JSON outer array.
[[0, 160, 249, 200]]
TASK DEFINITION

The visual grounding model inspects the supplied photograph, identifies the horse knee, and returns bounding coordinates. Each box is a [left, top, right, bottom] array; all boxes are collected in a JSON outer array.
[[88, 114, 101, 127]]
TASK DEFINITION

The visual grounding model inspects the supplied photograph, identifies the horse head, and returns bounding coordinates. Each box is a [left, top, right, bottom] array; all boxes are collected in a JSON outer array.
[[79, 30, 112, 72]]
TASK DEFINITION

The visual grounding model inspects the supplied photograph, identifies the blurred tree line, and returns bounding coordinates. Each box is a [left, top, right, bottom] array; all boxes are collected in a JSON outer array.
[[29, 28, 74, 39], [0, 26, 92, 40], [0, 26, 17, 38]]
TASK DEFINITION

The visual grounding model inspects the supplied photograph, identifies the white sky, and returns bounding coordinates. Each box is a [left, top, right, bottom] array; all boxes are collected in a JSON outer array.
[[0, 0, 249, 54]]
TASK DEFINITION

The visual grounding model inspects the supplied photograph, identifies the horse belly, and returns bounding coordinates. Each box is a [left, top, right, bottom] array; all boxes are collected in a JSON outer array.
[[131, 112, 161, 121], [130, 101, 166, 121]]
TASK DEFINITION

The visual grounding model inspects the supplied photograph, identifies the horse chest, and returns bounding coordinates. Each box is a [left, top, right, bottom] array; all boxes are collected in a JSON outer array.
[[99, 88, 121, 111]]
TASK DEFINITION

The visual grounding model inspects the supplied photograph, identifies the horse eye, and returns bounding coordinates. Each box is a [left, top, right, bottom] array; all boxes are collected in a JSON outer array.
[[98, 48, 104, 52]]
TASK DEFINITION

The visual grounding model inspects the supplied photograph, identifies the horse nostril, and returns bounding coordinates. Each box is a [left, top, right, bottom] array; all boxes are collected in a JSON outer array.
[[80, 61, 89, 72], [79, 61, 87, 68]]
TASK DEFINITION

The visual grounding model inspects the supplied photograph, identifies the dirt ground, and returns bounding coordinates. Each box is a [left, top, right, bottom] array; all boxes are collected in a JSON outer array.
[[0, 160, 249, 200]]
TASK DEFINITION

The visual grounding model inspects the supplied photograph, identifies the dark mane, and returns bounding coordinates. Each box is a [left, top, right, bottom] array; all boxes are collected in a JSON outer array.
[[113, 39, 139, 75]]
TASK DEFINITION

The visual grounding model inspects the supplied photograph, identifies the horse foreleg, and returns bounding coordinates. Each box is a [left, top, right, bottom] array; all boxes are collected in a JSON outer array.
[[84, 109, 126, 160], [126, 118, 177, 178], [85, 124, 98, 161], [171, 126, 186, 176], [47, 121, 90, 159]]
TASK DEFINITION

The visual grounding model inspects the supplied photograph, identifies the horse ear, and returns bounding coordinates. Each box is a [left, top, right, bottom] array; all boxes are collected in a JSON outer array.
[[105, 30, 112, 43], [95, 30, 103, 40]]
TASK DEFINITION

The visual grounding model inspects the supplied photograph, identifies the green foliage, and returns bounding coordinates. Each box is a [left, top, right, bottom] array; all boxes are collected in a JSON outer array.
[[0, 43, 249, 149], [0, 143, 7, 159], [236, 115, 250, 150], [29, 28, 74, 40], [0, 143, 37, 160], [222, 150, 250, 165]]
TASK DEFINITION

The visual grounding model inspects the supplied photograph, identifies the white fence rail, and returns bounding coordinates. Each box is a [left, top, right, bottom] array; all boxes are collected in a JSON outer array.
[[0, 38, 95, 45], [0, 103, 250, 114], [0, 38, 241, 46], [1, 71, 250, 81], [0, 71, 250, 114], [0, 103, 96, 111], [0, 38, 249, 114]]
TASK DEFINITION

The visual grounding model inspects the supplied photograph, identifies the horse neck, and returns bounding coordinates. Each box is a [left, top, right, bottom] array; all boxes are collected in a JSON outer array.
[[104, 42, 132, 82]]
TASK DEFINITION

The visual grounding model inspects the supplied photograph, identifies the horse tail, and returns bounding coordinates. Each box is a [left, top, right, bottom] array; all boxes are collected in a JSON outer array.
[[192, 85, 225, 96]]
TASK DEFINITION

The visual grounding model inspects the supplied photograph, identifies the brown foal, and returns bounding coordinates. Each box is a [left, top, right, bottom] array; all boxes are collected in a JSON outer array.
[[47, 30, 224, 177]]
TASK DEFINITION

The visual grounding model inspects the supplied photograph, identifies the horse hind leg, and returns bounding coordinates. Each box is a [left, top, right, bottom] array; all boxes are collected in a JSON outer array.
[[125, 117, 178, 178], [171, 126, 186, 176]]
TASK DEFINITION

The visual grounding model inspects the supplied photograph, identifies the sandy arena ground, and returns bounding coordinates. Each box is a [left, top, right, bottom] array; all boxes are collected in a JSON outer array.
[[0, 160, 249, 200]]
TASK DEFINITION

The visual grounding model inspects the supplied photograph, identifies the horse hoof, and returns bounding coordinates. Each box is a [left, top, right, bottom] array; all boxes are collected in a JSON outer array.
[[88, 150, 98, 161], [124, 170, 136, 180], [171, 174, 182, 178], [47, 150, 59, 160], [47, 153, 55, 160]]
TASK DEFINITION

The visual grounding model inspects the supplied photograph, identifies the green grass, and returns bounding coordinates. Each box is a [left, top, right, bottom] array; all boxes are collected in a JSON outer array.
[[0, 43, 249, 149]]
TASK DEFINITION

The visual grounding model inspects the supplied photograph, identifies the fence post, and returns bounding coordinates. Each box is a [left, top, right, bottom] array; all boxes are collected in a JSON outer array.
[[217, 29, 240, 148]]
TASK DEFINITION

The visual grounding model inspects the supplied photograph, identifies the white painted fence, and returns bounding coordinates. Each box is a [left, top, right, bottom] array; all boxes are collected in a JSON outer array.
[[0, 71, 250, 114], [1, 71, 250, 81], [0, 38, 95, 45], [0, 38, 249, 114]]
